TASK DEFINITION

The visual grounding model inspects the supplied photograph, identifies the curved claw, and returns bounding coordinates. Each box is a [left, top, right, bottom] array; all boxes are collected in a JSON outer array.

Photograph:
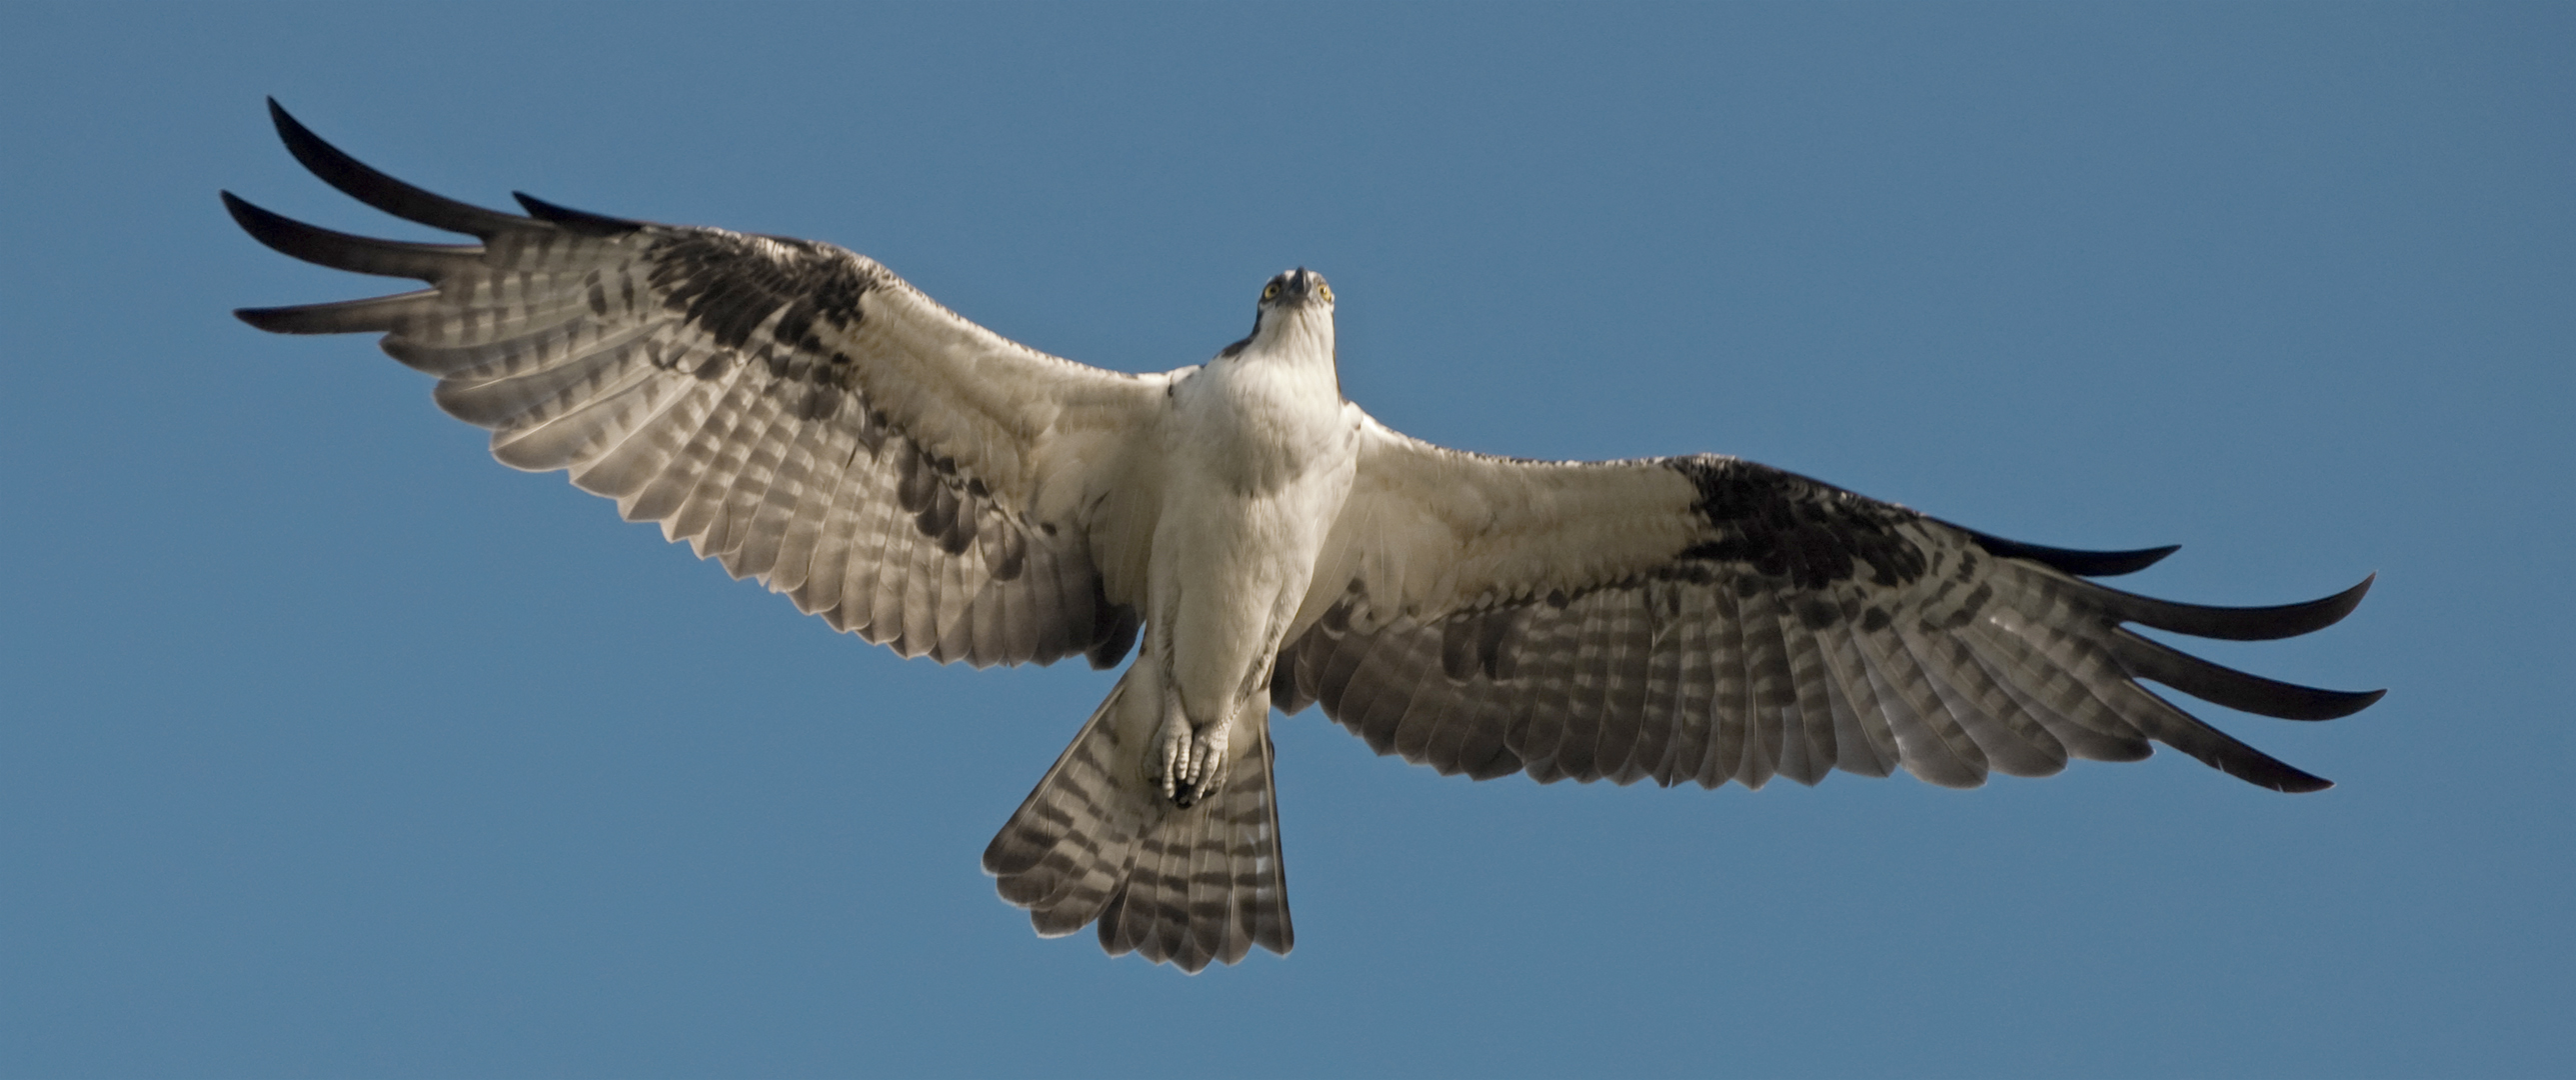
[[1151, 707, 1234, 809]]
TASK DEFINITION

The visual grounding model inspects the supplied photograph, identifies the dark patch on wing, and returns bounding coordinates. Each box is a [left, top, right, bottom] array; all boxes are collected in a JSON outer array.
[[646, 230, 881, 352], [1434, 607, 1524, 682], [638, 230, 1047, 569], [1438, 608, 1524, 683], [1666, 456, 1928, 590]]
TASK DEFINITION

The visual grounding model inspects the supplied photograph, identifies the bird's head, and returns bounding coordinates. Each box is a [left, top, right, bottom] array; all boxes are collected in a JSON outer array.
[[1259, 267, 1333, 313], [1228, 267, 1335, 362]]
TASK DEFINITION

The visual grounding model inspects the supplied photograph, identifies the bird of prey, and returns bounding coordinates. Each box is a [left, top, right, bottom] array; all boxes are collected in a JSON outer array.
[[227, 101, 2381, 974]]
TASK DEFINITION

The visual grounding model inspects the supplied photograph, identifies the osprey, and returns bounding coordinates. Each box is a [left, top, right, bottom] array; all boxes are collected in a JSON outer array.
[[227, 101, 2381, 973]]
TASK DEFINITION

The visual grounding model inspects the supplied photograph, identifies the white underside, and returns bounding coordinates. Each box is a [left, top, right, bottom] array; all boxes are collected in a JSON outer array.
[[1138, 302, 1354, 799]]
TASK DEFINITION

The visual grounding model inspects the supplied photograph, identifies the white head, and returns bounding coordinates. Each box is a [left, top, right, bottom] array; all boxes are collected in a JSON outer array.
[[1220, 267, 1335, 363]]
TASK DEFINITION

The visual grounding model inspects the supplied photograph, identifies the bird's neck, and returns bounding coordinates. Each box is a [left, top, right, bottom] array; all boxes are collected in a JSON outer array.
[[1237, 310, 1336, 382]]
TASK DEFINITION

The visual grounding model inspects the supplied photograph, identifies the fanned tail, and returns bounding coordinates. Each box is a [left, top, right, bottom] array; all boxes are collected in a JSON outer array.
[[982, 663, 1291, 973]]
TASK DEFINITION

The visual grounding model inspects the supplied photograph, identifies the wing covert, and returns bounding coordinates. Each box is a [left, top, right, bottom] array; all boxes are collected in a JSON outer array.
[[1276, 414, 2380, 792], [229, 101, 1159, 668]]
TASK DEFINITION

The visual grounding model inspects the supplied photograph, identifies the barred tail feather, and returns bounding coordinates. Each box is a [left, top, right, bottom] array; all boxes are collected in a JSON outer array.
[[982, 667, 1292, 972], [1097, 717, 1291, 972]]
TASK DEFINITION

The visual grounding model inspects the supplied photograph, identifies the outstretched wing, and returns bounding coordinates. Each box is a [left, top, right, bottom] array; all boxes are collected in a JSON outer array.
[[1274, 414, 2380, 792], [228, 101, 1162, 668]]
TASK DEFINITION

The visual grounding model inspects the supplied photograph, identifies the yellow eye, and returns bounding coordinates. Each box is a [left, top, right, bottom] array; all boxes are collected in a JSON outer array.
[[1317, 283, 1332, 304], [1263, 282, 1281, 300]]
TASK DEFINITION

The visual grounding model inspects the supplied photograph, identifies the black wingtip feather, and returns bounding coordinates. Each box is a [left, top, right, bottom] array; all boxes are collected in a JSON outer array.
[[1954, 524, 2178, 577], [264, 99, 525, 237], [513, 192, 648, 237], [234, 288, 439, 335], [234, 304, 305, 332], [223, 190, 477, 279], [2089, 573, 2376, 642], [2124, 687, 2338, 793], [2110, 629, 2385, 721]]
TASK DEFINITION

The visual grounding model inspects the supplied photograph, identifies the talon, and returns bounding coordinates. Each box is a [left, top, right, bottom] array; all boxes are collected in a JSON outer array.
[[1151, 703, 1234, 808], [1188, 724, 1231, 803]]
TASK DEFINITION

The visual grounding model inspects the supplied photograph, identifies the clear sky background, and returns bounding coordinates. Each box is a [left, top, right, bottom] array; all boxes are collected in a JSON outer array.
[[3, 4, 2567, 1077]]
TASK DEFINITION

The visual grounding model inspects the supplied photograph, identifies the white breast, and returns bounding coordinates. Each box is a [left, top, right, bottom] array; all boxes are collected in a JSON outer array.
[[1147, 320, 1357, 723]]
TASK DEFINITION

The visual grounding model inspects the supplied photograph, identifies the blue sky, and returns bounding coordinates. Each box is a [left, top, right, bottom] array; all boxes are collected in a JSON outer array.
[[3, 4, 2567, 1077]]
